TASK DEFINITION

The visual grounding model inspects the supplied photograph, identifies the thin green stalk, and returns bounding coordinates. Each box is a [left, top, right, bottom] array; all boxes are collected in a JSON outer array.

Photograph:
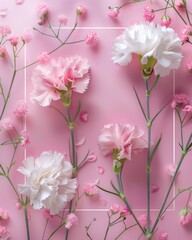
[[23, 205, 30, 240], [115, 223, 137, 240], [5, 174, 20, 200], [104, 213, 111, 240], [176, 109, 184, 148], [48, 221, 65, 240], [42, 218, 49, 240], [152, 134, 192, 233]]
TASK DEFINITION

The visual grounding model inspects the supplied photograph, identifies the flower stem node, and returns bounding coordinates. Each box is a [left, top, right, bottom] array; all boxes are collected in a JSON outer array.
[[145, 233, 153, 240], [61, 91, 71, 107], [68, 121, 75, 130], [147, 120, 152, 128], [119, 193, 126, 200], [72, 167, 78, 177]]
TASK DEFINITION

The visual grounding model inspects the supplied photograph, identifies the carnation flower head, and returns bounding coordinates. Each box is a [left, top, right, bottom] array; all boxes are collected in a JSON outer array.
[[37, 52, 50, 64], [179, 208, 192, 226], [19, 130, 31, 146], [112, 22, 182, 77], [84, 180, 99, 197], [108, 7, 119, 19], [13, 100, 28, 116], [110, 204, 120, 214], [160, 15, 171, 28], [8, 35, 19, 46], [58, 15, 68, 25], [98, 123, 147, 161], [0, 25, 11, 36], [21, 31, 32, 44], [76, 5, 87, 16], [171, 93, 190, 110], [65, 213, 78, 229], [143, 7, 155, 22], [18, 151, 77, 215], [85, 32, 98, 47], [31, 56, 90, 107], [180, 25, 192, 43]]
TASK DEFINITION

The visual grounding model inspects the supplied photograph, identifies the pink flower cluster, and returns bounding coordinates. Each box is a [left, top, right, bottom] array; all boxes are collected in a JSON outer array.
[[36, 2, 49, 25], [98, 123, 147, 161], [143, 7, 155, 22], [180, 208, 192, 226], [171, 93, 190, 110], [85, 32, 98, 47], [13, 100, 28, 116], [19, 130, 31, 146], [109, 204, 130, 218], [84, 180, 99, 197], [58, 15, 68, 25], [180, 25, 192, 43], [31, 56, 90, 107], [65, 213, 78, 229]]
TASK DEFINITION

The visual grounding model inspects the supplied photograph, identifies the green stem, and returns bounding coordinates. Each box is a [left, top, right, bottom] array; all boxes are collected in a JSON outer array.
[[104, 213, 111, 240], [152, 133, 192, 233], [115, 223, 137, 240], [176, 109, 184, 148], [5, 174, 20, 200], [23, 205, 30, 240], [48, 221, 65, 240], [42, 218, 49, 240]]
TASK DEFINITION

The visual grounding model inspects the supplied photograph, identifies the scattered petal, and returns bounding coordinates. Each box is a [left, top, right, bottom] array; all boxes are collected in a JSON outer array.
[[0, 8, 7, 17], [79, 111, 88, 122], [151, 184, 159, 193], [167, 163, 180, 177], [97, 166, 105, 175], [98, 197, 107, 206], [87, 152, 97, 162], [16, 0, 25, 4], [76, 137, 86, 147], [159, 232, 168, 240]]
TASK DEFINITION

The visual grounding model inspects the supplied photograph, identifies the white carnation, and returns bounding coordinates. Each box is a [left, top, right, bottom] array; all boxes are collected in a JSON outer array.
[[112, 22, 182, 77], [18, 151, 77, 215]]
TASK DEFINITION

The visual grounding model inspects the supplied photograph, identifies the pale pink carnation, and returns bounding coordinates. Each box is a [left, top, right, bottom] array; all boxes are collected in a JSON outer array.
[[180, 209, 192, 226], [138, 214, 147, 228], [85, 32, 98, 47], [98, 123, 147, 160], [31, 56, 90, 107], [0, 25, 11, 36], [13, 100, 28, 116], [37, 52, 50, 64], [19, 130, 31, 146], [21, 31, 32, 44], [159, 232, 168, 240], [65, 213, 78, 229], [0, 209, 8, 221], [180, 25, 192, 43], [108, 7, 119, 19], [79, 111, 88, 122], [171, 93, 190, 110], [36, 2, 48, 17], [186, 62, 192, 73], [144, 7, 155, 22], [120, 206, 131, 218], [161, 15, 171, 28], [76, 5, 87, 16], [183, 105, 192, 113], [0, 118, 14, 131], [58, 15, 68, 25], [175, 0, 184, 7], [167, 163, 180, 177], [110, 204, 120, 214], [0, 226, 9, 239], [84, 180, 99, 197], [0, 46, 6, 58], [8, 34, 19, 46]]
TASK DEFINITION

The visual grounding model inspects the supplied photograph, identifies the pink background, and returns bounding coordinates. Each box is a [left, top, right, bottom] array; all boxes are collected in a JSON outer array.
[[0, 0, 192, 239]]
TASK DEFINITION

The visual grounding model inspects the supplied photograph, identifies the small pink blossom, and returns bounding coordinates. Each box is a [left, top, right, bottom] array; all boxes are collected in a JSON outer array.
[[0, 25, 11, 36], [19, 130, 31, 146], [180, 25, 192, 43], [180, 209, 192, 226], [21, 31, 32, 44], [65, 213, 78, 229], [79, 111, 88, 122], [167, 163, 180, 177], [76, 5, 87, 16], [8, 34, 19, 46], [58, 15, 68, 25], [183, 105, 192, 113], [159, 232, 168, 240], [36, 2, 48, 17], [120, 206, 131, 218], [0, 46, 6, 58], [85, 32, 98, 47], [161, 15, 171, 28], [108, 7, 119, 19], [87, 152, 97, 162], [151, 184, 159, 193], [37, 52, 50, 64], [175, 0, 184, 7], [186, 62, 192, 73], [171, 93, 190, 110], [0, 118, 14, 131], [0, 226, 9, 239], [0, 209, 8, 221], [110, 204, 120, 214], [98, 123, 147, 161], [97, 166, 105, 175], [144, 7, 155, 22], [16, 0, 25, 5], [16, 202, 22, 210], [13, 100, 28, 116], [84, 180, 99, 197], [138, 214, 147, 228], [76, 137, 86, 147], [42, 209, 54, 219]]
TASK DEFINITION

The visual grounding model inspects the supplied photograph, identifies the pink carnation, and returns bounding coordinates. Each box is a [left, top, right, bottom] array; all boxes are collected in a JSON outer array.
[[58, 15, 68, 25], [19, 130, 31, 146], [9, 34, 19, 46], [180, 209, 192, 226], [120, 206, 131, 218], [159, 232, 168, 240], [84, 180, 99, 197], [144, 7, 155, 22], [0, 118, 14, 131], [110, 204, 120, 214], [37, 52, 50, 64], [0, 209, 9, 221], [138, 214, 147, 228], [36, 2, 48, 17], [13, 100, 28, 116], [85, 32, 98, 47], [161, 15, 171, 28], [21, 31, 32, 44], [76, 5, 87, 16], [186, 62, 192, 73], [31, 56, 90, 107], [0, 25, 11, 36], [98, 123, 147, 160], [65, 213, 78, 229], [108, 7, 119, 19], [0, 226, 9, 239], [171, 93, 190, 110], [180, 25, 192, 43], [0, 46, 6, 58]]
